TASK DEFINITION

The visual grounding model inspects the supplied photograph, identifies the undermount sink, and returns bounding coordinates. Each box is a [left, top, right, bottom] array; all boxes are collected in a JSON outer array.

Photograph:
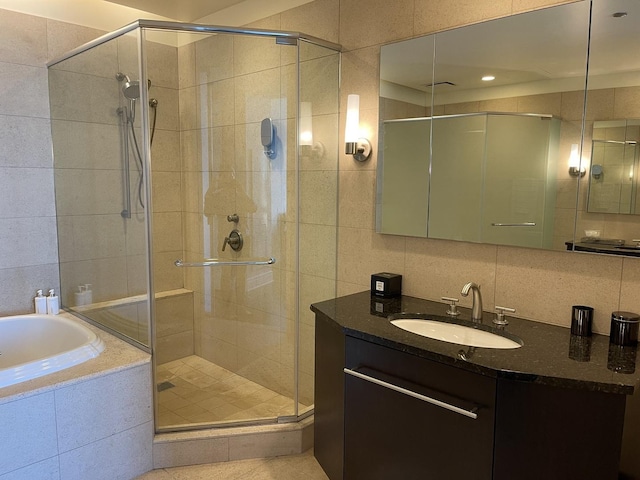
[[390, 317, 523, 349]]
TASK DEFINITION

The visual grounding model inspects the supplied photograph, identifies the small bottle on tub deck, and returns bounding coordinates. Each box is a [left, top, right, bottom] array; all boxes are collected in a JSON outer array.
[[46, 289, 59, 315], [34, 289, 47, 314]]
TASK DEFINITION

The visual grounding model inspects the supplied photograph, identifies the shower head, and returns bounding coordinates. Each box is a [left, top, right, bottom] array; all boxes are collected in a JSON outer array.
[[122, 80, 140, 100]]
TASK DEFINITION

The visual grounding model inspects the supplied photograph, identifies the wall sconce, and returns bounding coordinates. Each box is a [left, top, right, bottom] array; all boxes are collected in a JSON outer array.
[[345, 94, 372, 162], [300, 102, 324, 158], [568, 143, 586, 177]]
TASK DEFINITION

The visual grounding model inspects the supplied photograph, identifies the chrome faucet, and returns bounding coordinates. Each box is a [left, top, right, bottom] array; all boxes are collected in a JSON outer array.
[[461, 282, 483, 322]]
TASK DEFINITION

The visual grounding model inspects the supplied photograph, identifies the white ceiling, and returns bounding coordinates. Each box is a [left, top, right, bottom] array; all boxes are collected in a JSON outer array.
[[0, 0, 312, 32], [103, 0, 246, 22]]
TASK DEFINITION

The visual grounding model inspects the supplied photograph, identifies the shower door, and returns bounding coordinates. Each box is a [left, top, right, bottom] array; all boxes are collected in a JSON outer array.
[[149, 29, 339, 430]]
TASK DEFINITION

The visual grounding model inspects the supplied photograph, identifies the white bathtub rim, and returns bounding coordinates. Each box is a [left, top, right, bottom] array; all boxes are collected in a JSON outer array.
[[0, 312, 149, 405], [0, 313, 105, 389]]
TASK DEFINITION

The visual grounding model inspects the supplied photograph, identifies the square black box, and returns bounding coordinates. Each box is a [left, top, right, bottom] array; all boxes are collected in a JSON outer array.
[[371, 272, 402, 298]]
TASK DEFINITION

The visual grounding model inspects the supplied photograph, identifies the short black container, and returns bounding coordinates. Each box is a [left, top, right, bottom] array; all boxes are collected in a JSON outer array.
[[609, 311, 640, 346], [371, 272, 402, 298], [571, 305, 593, 336]]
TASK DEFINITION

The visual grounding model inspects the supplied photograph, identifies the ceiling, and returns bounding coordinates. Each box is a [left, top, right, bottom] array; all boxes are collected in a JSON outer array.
[[0, 0, 312, 33], [103, 0, 246, 22]]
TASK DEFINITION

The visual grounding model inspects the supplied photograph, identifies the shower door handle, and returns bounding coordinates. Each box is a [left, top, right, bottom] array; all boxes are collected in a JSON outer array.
[[175, 257, 276, 267]]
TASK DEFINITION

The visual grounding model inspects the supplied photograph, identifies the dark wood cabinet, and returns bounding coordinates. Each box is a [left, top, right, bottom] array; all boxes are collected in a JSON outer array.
[[314, 310, 628, 480]]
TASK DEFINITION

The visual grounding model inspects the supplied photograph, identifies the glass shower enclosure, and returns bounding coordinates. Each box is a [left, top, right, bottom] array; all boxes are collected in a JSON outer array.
[[48, 21, 340, 431]]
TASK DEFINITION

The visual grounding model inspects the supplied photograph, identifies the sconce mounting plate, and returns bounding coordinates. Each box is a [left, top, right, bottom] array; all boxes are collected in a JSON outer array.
[[346, 137, 372, 162]]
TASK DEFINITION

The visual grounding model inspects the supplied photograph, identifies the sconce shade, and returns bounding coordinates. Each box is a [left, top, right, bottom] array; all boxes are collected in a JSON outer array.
[[345, 94, 360, 143], [300, 102, 313, 146]]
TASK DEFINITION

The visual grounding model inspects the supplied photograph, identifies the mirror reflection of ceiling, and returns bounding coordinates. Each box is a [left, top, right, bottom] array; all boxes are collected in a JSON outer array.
[[0, 0, 312, 32], [380, 0, 640, 106]]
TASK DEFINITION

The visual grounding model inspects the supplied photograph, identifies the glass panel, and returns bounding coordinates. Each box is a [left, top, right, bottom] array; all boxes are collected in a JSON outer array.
[[298, 40, 340, 417], [50, 29, 151, 347], [153, 30, 301, 430]]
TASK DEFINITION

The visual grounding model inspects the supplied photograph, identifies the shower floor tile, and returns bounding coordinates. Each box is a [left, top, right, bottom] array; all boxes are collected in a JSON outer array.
[[156, 355, 309, 428]]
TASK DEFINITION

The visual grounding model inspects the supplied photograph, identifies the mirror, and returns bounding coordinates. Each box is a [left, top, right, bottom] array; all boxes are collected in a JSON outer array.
[[587, 119, 640, 215], [377, 0, 640, 255]]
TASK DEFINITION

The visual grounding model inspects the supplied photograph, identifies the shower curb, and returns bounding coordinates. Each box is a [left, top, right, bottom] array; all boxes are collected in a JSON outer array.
[[152, 415, 314, 469]]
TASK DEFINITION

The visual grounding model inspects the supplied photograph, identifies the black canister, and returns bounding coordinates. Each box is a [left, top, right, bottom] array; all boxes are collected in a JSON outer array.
[[571, 305, 593, 336], [609, 311, 640, 346]]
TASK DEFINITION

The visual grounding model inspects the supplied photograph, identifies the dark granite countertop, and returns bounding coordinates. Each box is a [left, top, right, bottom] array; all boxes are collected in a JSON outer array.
[[311, 291, 640, 395]]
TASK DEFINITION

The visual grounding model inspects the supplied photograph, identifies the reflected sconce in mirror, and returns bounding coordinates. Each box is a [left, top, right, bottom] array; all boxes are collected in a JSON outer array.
[[345, 94, 372, 162], [300, 102, 324, 158], [568, 143, 586, 177], [592, 164, 603, 179]]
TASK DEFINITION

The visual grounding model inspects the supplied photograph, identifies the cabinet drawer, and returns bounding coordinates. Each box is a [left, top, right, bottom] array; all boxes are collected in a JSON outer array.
[[344, 336, 496, 480]]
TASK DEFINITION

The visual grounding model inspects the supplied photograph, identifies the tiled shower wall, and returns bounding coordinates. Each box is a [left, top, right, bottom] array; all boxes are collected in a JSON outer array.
[[0, 10, 105, 315]]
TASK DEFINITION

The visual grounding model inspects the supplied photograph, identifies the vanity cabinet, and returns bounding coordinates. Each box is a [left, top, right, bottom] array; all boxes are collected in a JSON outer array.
[[314, 304, 629, 480]]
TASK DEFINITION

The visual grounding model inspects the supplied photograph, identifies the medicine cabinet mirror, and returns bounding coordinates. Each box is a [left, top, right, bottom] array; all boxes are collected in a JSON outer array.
[[377, 0, 640, 255]]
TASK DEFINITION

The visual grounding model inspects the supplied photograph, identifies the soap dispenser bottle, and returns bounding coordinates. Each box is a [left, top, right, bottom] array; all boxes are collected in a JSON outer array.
[[34, 289, 47, 314], [46, 289, 59, 315]]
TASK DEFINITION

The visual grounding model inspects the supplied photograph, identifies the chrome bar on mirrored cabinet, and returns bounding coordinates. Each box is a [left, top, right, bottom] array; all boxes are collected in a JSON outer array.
[[490, 222, 536, 227], [174, 257, 276, 267]]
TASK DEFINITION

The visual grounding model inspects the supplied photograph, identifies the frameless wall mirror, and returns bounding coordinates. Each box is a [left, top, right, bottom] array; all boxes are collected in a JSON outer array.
[[377, 0, 640, 256]]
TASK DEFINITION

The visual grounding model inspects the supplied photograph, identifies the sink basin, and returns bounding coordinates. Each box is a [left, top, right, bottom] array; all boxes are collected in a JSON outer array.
[[390, 318, 523, 349]]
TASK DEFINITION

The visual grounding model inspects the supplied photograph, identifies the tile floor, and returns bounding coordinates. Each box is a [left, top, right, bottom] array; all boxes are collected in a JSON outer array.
[[136, 449, 329, 479], [157, 355, 310, 428]]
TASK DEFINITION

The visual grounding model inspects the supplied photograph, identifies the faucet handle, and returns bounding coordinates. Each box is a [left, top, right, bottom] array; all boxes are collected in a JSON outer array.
[[441, 297, 461, 317], [494, 306, 516, 326]]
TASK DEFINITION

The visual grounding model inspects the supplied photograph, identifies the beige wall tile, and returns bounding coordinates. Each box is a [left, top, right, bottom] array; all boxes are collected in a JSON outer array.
[[620, 257, 640, 315], [1, 62, 49, 118], [57, 214, 126, 263], [178, 42, 196, 89], [415, 0, 511, 35], [0, 392, 57, 475], [152, 171, 182, 213], [46, 19, 105, 61], [300, 171, 338, 225], [58, 422, 152, 480], [281, 0, 340, 44], [495, 247, 623, 333], [0, 263, 59, 315], [338, 169, 376, 229], [340, 0, 414, 51], [151, 129, 181, 172], [153, 437, 229, 469], [337, 227, 405, 287], [0, 9, 47, 66], [404, 237, 497, 308], [614, 86, 640, 119], [15, 168, 60, 216], [146, 41, 179, 90]]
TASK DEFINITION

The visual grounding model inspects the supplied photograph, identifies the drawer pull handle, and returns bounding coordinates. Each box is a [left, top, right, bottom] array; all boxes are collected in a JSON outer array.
[[344, 368, 478, 420]]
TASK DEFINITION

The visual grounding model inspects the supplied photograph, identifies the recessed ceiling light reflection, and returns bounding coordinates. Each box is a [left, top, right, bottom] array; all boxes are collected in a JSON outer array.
[[482, 75, 495, 82]]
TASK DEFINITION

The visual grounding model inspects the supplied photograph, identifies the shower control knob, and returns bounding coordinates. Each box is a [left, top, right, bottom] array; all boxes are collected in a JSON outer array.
[[222, 229, 243, 252]]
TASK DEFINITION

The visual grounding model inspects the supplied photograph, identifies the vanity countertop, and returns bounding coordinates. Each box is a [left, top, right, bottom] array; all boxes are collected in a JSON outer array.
[[311, 291, 640, 395]]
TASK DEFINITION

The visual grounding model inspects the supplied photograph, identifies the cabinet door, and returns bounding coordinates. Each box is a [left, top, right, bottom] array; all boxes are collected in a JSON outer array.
[[344, 337, 496, 480]]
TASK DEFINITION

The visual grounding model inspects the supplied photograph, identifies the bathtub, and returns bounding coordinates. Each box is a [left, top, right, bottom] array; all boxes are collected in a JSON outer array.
[[0, 313, 105, 388]]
